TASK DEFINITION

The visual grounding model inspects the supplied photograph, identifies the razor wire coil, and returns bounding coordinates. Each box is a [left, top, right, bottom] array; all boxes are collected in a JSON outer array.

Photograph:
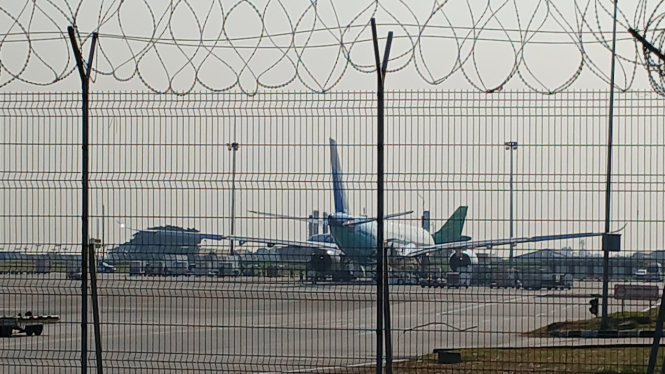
[[2, 0, 665, 95]]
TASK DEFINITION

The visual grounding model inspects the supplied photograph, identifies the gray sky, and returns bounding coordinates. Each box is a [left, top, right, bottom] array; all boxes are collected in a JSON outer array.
[[2, 90, 664, 258], [0, 0, 657, 93]]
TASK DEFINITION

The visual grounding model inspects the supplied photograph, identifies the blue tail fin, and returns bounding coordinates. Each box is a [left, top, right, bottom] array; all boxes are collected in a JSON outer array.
[[329, 138, 349, 214]]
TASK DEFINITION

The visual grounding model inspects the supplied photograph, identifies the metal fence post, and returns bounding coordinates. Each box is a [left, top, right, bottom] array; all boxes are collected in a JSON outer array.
[[371, 18, 393, 374], [67, 26, 98, 374], [88, 239, 104, 374], [601, 0, 618, 332]]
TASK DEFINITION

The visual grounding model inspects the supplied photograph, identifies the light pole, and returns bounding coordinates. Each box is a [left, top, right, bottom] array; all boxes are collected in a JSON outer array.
[[417, 192, 425, 213], [505, 141, 518, 265], [227, 142, 239, 256]]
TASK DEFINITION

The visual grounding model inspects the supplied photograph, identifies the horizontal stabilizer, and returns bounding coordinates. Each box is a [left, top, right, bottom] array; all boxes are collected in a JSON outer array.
[[342, 211, 414, 226], [249, 210, 325, 223]]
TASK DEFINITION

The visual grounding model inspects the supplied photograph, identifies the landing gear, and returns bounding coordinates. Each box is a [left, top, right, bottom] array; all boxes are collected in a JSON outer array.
[[24, 325, 43, 336]]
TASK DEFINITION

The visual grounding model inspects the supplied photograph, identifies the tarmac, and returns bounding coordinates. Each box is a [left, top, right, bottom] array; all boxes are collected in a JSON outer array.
[[0, 273, 660, 373]]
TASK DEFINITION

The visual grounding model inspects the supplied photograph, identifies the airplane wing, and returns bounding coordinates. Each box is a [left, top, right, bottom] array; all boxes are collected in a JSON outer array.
[[117, 221, 227, 241], [131, 228, 338, 251], [406, 232, 607, 257], [132, 228, 226, 241], [225, 235, 339, 250], [121, 224, 338, 250], [386, 211, 414, 220]]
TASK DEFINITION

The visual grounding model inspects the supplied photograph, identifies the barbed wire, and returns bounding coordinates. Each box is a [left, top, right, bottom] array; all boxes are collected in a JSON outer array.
[[0, 0, 664, 95]]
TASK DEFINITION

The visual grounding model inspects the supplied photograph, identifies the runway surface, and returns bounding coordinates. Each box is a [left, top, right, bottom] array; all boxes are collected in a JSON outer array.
[[0, 274, 659, 373]]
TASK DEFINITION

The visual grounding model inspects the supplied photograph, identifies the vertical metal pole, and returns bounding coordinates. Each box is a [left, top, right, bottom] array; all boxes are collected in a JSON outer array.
[[371, 18, 393, 373], [647, 286, 665, 373], [509, 146, 514, 265], [88, 241, 104, 374], [68, 27, 97, 374], [380, 33, 394, 374], [102, 205, 105, 251], [627, 27, 665, 372], [370, 19, 384, 374], [505, 142, 517, 265], [601, 0, 619, 331], [228, 142, 239, 256], [80, 51, 90, 374]]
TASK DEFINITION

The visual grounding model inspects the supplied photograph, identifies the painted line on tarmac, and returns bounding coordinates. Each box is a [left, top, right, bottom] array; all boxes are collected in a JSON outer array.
[[537, 303, 576, 317], [440, 295, 534, 316], [257, 358, 410, 373]]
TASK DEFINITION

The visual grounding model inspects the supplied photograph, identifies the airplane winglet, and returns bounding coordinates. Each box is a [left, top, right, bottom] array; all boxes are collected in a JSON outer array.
[[611, 223, 628, 234]]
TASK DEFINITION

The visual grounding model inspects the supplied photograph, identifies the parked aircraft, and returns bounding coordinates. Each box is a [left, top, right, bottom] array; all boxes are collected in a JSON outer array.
[[226, 139, 610, 269], [129, 138, 616, 280]]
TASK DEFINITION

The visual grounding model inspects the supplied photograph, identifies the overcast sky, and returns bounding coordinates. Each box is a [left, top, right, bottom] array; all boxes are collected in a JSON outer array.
[[0, 0, 657, 93]]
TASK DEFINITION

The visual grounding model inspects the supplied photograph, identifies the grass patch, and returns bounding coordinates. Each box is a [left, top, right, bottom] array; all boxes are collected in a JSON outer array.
[[343, 346, 665, 373], [527, 309, 660, 337]]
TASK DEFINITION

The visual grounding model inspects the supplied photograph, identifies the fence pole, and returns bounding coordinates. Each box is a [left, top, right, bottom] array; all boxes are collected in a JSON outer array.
[[371, 18, 393, 374], [380, 33, 394, 374], [67, 26, 98, 374], [647, 286, 665, 373], [370, 19, 384, 373], [626, 27, 665, 374], [88, 240, 104, 374], [601, 0, 618, 332]]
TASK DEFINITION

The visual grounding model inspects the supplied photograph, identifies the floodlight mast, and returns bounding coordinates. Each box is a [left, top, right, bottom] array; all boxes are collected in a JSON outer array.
[[504, 141, 518, 265], [601, 0, 619, 333], [227, 142, 239, 256]]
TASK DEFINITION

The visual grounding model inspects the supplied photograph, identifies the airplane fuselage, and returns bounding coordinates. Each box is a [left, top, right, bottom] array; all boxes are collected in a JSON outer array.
[[328, 213, 434, 265]]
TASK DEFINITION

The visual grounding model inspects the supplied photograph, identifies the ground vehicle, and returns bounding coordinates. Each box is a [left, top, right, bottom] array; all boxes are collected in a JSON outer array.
[[542, 273, 573, 290], [442, 271, 471, 288], [636, 262, 663, 282], [129, 261, 146, 276], [98, 262, 116, 273], [634, 269, 648, 280], [66, 270, 82, 280], [389, 273, 419, 285], [0, 314, 60, 337], [490, 268, 522, 289], [522, 272, 573, 290], [420, 277, 446, 288], [144, 261, 167, 276], [215, 262, 239, 277]]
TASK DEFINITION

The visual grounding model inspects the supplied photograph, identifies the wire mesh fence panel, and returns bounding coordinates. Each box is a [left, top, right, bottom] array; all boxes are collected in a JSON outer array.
[[1, 90, 665, 373]]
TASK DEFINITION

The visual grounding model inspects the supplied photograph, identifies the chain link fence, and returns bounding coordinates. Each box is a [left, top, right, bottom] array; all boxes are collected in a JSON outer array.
[[1, 90, 665, 373]]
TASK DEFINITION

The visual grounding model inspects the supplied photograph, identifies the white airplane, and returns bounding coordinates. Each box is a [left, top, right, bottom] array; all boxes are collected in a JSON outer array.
[[128, 138, 617, 279], [223, 139, 612, 269]]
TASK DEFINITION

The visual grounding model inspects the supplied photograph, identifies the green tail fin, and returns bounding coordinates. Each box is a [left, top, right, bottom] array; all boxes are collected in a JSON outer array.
[[432, 206, 470, 244]]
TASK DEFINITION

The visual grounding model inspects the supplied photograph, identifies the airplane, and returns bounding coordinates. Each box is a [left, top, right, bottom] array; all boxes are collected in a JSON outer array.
[[276, 205, 470, 282], [126, 138, 618, 282], [238, 139, 614, 280]]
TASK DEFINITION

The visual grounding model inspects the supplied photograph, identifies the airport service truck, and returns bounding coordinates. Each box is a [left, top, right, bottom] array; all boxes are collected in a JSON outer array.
[[0, 314, 60, 337], [521, 272, 573, 290]]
